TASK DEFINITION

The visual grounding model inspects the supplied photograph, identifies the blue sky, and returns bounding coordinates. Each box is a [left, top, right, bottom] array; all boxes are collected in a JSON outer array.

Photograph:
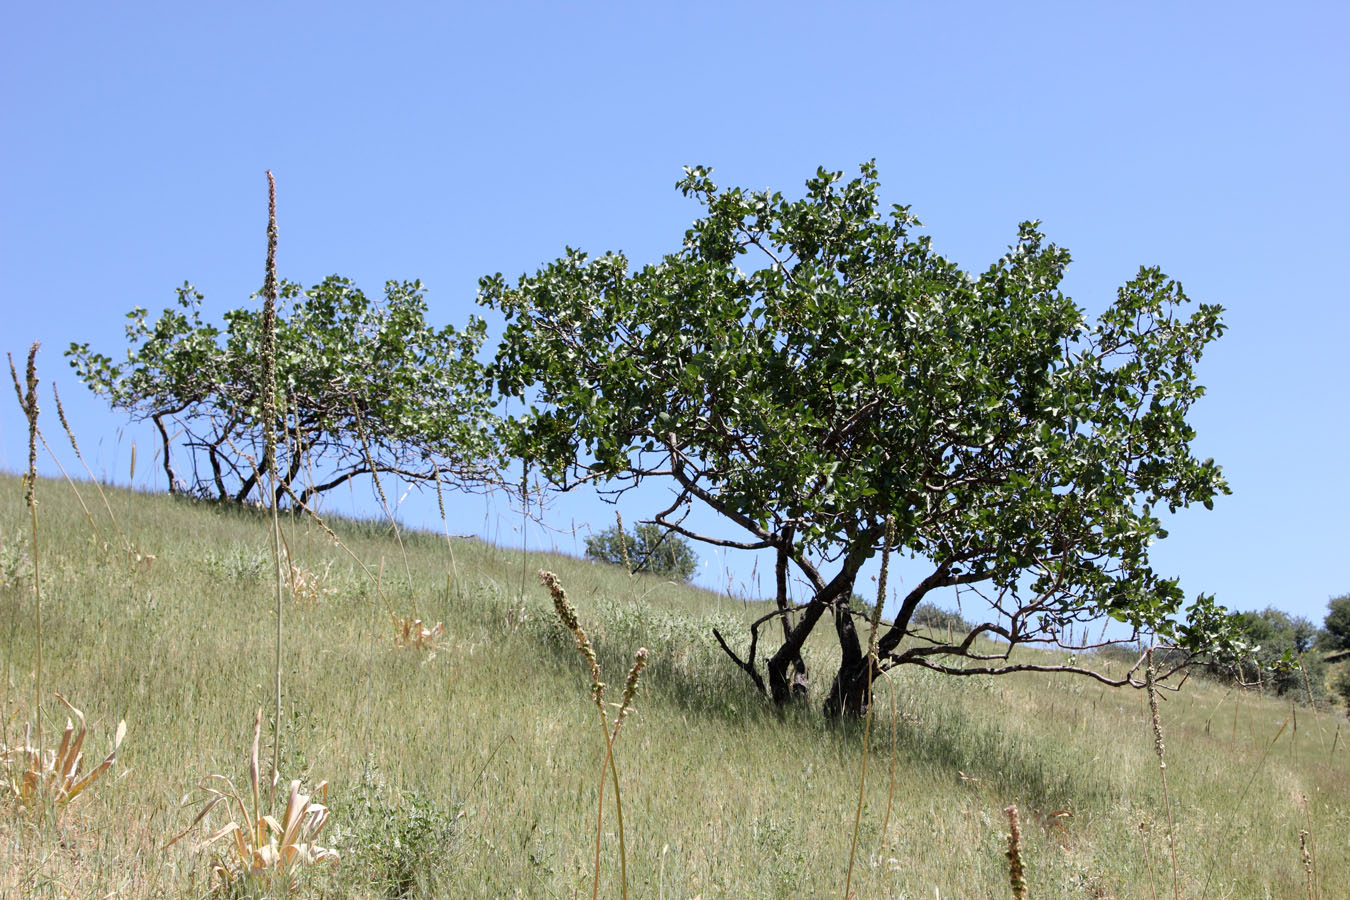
[[2, 2, 1346, 625]]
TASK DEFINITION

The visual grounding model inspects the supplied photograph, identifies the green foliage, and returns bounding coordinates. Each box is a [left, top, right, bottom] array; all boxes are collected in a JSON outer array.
[[1322, 593, 1350, 652], [584, 521, 698, 582], [1212, 607, 1327, 700], [1333, 666, 1350, 712], [481, 161, 1241, 709], [346, 767, 462, 899], [910, 602, 973, 635], [68, 277, 496, 504]]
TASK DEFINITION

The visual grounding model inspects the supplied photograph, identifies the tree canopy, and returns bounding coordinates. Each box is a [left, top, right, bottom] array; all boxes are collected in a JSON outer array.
[[69, 276, 496, 506], [482, 162, 1241, 715], [1213, 607, 1326, 699], [1322, 594, 1350, 654]]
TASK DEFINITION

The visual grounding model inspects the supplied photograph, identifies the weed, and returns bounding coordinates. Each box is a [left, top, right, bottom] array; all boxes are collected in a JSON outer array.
[[393, 616, 445, 654], [168, 709, 338, 896], [344, 765, 462, 898], [1005, 804, 1027, 900], [0, 693, 125, 814], [539, 569, 647, 900]]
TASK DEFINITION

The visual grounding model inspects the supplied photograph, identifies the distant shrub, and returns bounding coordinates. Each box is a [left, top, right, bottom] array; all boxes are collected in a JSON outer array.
[[585, 522, 698, 583], [1204, 606, 1327, 701], [1322, 594, 1350, 653], [911, 602, 972, 634], [1331, 666, 1350, 713]]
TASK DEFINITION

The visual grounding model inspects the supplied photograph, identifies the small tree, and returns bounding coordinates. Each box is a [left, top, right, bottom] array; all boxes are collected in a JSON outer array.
[[1211, 607, 1327, 700], [69, 276, 497, 505], [484, 162, 1242, 716], [1333, 666, 1350, 714], [585, 522, 698, 582], [1322, 594, 1350, 654]]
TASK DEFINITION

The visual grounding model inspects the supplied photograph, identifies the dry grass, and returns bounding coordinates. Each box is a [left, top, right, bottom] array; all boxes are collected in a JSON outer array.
[[0, 473, 1347, 897], [166, 709, 337, 895], [1, 694, 125, 814], [393, 616, 445, 653]]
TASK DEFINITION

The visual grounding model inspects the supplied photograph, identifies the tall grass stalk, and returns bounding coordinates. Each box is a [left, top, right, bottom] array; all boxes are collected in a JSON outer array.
[[877, 668, 899, 851], [1140, 820, 1160, 900], [9, 344, 43, 754], [517, 462, 528, 601], [52, 383, 127, 554], [262, 170, 285, 794], [844, 515, 893, 900], [614, 510, 634, 581], [538, 569, 645, 900], [1301, 795, 1319, 900], [1300, 831, 1314, 900], [432, 466, 460, 594], [1005, 804, 1027, 900], [1145, 649, 1181, 900]]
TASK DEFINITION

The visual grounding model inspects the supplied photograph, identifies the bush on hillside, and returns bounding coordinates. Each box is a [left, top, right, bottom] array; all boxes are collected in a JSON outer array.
[[585, 521, 698, 582], [1321, 593, 1350, 653], [1206, 606, 1327, 701], [69, 277, 497, 506]]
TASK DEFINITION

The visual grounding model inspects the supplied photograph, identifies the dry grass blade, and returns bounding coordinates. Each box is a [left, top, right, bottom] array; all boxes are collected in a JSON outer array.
[[0, 693, 126, 812], [394, 615, 446, 652], [166, 709, 338, 894]]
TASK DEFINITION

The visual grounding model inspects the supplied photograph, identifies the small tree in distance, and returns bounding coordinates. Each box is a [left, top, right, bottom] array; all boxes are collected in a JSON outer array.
[[484, 161, 1244, 716], [585, 521, 698, 583], [1322, 594, 1350, 655], [69, 276, 497, 506]]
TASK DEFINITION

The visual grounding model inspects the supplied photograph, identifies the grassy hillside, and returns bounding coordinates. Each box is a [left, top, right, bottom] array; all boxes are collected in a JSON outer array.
[[1, 473, 1346, 898]]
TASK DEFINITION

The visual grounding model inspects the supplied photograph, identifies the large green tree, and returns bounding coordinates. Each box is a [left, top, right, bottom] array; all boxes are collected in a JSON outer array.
[[482, 162, 1241, 715], [69, 276, 497, 505]]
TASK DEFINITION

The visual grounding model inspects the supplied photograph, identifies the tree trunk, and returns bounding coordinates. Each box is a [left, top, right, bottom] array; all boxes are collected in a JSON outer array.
[[824, 592, 869, 718], [765, 593, 834, 705], [152, 413, 180, 494], [824, 655, 877, 718], [774, 543, 809, 700]]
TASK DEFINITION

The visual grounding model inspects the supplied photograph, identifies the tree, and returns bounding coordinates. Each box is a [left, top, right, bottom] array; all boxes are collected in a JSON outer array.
[[1211, 607, 1326, 700], [1333, 666, 1350, 714], [482, 162, 1241, 716], [1322, 594, 1350, 655], [584, 521, 698, 582], [69, 276, 496, 506]]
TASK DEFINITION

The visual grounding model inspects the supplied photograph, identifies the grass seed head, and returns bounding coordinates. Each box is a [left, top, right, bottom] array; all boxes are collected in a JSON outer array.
[[615, 648, 648, 730], [1005, 804, 1027, 900], [539, 569, 605, 709]]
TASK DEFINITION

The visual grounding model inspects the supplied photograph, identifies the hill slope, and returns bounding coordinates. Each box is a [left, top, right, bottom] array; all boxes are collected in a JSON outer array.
[[1, 474, 1346, 898]]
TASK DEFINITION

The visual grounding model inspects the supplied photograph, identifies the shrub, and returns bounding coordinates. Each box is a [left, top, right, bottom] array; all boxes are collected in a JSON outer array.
[[585, 522, 697, 582], [347, 770, 462, 899]]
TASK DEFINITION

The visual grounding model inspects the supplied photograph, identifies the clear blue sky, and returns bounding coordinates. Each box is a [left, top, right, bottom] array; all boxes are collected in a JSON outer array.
[[2, 2, 1346, 625]]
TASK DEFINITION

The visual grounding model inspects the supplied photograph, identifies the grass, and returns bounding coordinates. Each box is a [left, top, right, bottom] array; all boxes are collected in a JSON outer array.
[[0, 471, 1347, 897]]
